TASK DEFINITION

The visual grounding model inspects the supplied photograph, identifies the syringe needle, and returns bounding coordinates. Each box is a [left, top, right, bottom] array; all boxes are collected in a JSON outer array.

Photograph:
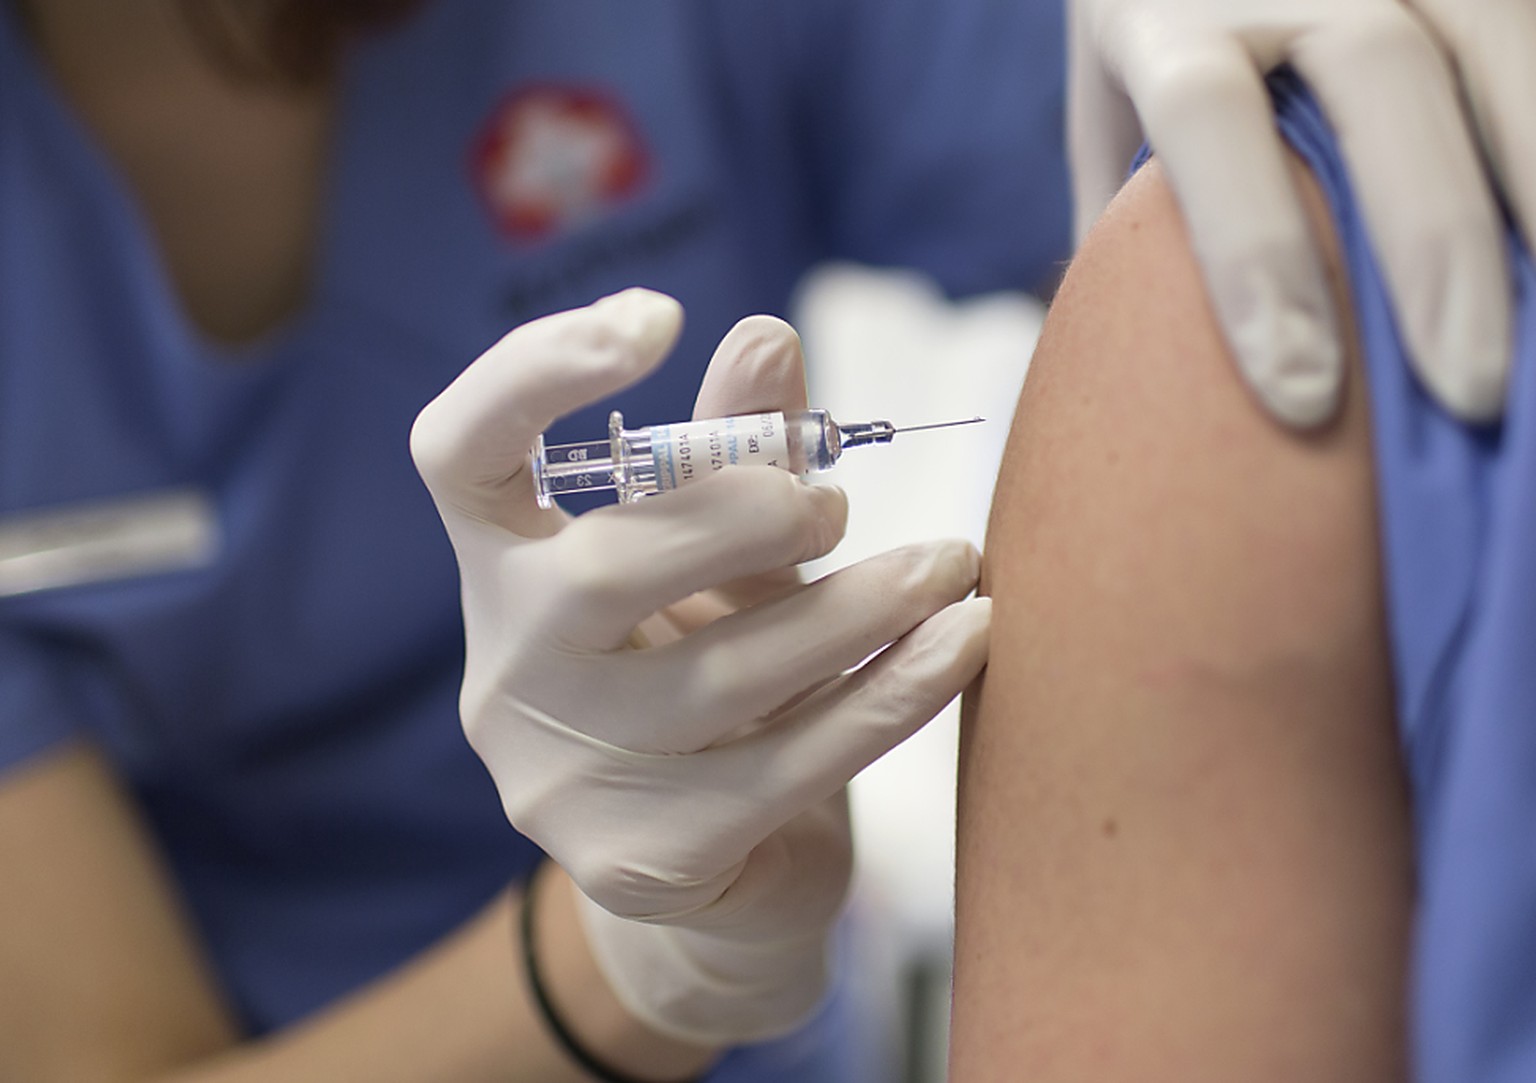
[[890, 416, 986, 435]]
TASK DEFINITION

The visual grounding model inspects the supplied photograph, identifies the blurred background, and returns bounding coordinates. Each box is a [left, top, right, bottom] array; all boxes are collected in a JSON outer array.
[[791, 265, 1045, 1083]]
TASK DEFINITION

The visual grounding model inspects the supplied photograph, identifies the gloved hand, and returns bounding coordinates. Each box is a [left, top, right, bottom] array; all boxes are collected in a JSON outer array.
[[1070, 0, 1515, 426], [411, 288, 989, 1045], [1405, 0, 1536, 270]]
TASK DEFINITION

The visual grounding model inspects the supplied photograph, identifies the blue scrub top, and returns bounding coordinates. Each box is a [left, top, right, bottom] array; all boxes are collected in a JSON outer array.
[[0, 0, 1068, 1077], [1269, 76, 1536, 1081]]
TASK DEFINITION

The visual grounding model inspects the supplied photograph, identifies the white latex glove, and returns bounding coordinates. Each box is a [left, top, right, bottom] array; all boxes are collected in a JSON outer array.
[[411, 288, 989, 1046], [1071, 0, 1513, 426], [1407, 0, 1536, 266]]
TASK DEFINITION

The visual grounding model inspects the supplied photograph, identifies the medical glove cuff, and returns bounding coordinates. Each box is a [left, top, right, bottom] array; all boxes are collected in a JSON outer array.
[[576, 890, 833, 1047]]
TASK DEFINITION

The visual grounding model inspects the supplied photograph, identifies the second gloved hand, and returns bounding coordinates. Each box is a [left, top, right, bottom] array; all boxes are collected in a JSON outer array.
[[411, 289, 990, 1045], [1404, 0, 1536, 297], [1071, 0, 1513, 425]]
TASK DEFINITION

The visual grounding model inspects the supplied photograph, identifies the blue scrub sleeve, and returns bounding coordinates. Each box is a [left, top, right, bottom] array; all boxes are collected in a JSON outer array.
[[702, 0, 1071, 299], [807, 0, 1071, 298], [1266, 73, 1536, 1083], [1137, 70, 1536, 1083], [0, 627, 87, 776]]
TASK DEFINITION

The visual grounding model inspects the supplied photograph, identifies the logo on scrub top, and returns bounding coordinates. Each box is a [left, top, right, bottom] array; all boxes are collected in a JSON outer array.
[[471, 84, 650, 244]]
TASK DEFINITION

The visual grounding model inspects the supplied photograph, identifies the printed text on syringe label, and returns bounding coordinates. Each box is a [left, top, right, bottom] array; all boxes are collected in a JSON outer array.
[[539, 437, 615, 493], [650, 412, 789, 491]]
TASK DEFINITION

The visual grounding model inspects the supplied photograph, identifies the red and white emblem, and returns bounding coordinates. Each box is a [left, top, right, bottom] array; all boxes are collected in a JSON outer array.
[[471, 84, 649, 243]]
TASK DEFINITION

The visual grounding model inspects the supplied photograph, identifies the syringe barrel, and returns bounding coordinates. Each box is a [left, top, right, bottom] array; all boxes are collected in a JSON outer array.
[[619, 409, 839, 501], [785, 409, 841, 474], [533, 409, 843, 507]]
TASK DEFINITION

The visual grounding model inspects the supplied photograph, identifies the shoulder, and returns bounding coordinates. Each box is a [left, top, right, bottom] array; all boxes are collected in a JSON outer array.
[[953, 154, 1413, 1080], [986, 153, 1373, 645]]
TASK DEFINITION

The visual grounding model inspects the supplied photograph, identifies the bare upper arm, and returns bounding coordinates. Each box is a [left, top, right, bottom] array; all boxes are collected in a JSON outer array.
[[950, 159, 1413, 1081], [0, 744, 237, 1081]]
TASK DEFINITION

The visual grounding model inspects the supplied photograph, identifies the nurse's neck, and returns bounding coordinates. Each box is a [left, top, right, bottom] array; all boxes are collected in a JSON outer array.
[[13, 0, 336, 349]]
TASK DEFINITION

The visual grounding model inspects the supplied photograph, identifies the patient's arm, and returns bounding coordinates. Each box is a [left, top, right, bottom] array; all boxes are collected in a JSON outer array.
[[951, 159, 1413, 1082]]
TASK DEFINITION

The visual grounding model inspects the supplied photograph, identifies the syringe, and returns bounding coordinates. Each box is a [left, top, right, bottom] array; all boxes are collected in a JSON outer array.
[[531, 409, 984, 508]]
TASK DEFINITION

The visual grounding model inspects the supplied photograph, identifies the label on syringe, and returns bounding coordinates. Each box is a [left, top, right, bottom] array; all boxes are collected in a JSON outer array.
[[649, 411, 789, 491]]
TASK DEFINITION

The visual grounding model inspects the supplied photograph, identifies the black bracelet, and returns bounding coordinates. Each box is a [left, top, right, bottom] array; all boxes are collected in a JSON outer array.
[[519, 860, 706, 1083]]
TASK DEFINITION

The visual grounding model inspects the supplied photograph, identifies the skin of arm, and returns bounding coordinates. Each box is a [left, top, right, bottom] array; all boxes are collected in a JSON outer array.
[[951, 158, 1415, 1081], [0, 743, 716, 1082]]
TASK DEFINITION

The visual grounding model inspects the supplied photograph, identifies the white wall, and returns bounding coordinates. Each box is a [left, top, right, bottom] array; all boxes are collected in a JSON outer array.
[[791, 265, 1044, 1081]]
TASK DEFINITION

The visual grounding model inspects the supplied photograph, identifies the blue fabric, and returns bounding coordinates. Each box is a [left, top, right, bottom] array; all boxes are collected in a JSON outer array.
[[0, 0, 1067, 1077], [1269, 75, 1536, 1082]]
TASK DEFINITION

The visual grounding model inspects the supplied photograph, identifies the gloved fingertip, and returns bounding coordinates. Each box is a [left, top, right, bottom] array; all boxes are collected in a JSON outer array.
[[930, 537, 981, 590], [949, 594, 992, 632], [1417, 343, 1511, 425], [718, 315, 804, 388], [722, 312, 800, 350], [1389, 224, 1513, 422], [915, 595, 992, 681], [591, 287, 685, 360], [1404, 293, 1512, 425], [694, 315, 808, 418], [961, 541, 982, 583], [1226, 293, 1345, 429], [1253, 349, 1343, 429]]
